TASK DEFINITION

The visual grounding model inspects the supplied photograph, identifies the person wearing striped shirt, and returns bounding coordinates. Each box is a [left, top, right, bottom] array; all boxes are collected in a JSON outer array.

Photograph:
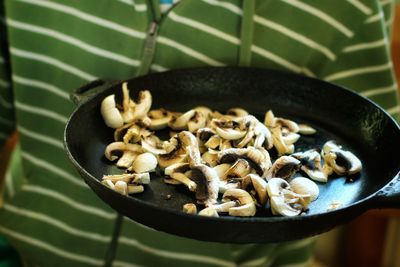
[[0, 0, 398, 266]]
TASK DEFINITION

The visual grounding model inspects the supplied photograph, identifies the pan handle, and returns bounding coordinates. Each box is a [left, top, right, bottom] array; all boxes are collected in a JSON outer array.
[[372, 173, 400, 209], [70, 79, 118, 105]]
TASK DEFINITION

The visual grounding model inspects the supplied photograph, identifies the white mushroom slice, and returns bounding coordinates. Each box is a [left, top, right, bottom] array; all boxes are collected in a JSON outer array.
[[195, 106, 212, 119], [266, 156, 301, 180], [204, 135, 221, 149], [267, 178, 302, 217], [202, 151, 219, 167], [292, 149, 331, 183], [170, 173, 197, 192], [290, 177, 319, 201], [218, 180, 241, 193], [213, 163, 231, 179], [264, 110, 276, 128], [120, 82, 136, 123], [114, 181, 128, 195], [191, 164, 219, 206], [271, 126, 293, 156], [131, 90, 152, 121], [212, 200, 238, 213], [215, 127, 246, 140], [198, 206, 219, 217], [235, 130, 254, 148], [221, 189, 256, 217], [104, 142, 142, 162], [102, 173, 134, 183], [276, 118, 300, 133], [148, 109, 172, 130], [183, 203, 197, 214], [221, 159, 251, 180], [226, 108, 248, 118], [247, 174, 268, 205], [218, 147, 268, 177], [116, 151, 138, 168], [164, 162, 190, 176], [164, 178, 182, 185], [102, 179, 115, 190], [254, 122, 273, 149], [158, 136, 187, 169], [322, 141, 362, 176], [141, 136, 167, 155], [282, 132, 300, 145], [219, 139, 232, 150], [127, 185, 144, 194], [298, 124, 316, 135], [123, 124, 141, 144], [129, 152, 158, 173], [168, 109, 196, 130], [188, 111, 207, 132], [129, 172, 151, 184], [101, 94, 124, 128]]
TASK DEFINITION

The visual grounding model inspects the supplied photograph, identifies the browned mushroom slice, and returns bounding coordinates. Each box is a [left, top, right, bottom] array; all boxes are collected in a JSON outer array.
[[130, 89, 152, 121], [266, 156, 301, 180], [322, 141, 362, 176], [148, 108, 173, 130], [104, 142, 142, 168], [190, 164, 219, 206], [141, 135, 167, 155], [187, 111, 207, 132], [218, 147, 268, 176], [158, 136, 186, 169], [168, 109, 196, 130]]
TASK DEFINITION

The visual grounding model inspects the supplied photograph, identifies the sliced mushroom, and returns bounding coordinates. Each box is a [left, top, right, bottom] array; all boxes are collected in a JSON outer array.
[[183, 203, 197, 214], [218, 179, 241, 194], [127, 185, 144, 194], [266, 156, 301, 180], [218, 147, 268, 176], [253, 121, 273, 150], [129, 152, 158, 173], [267, 178, 302, 217], [104, 142, 142, 168], [131, 89, 152, 121], [198, 206, 219, 217], [215, 127, 246, 140], [114, 180, 128, 195], [169, 172, 197, 192], [148, 108, 172, 130], [190, 164, 219, 206], [202, 151, 219, 167], [168, 109, 196, 130], [298, 124, 316, 135], [158, 136, 187, 169], [187, 111, 207, 132], [270, 126, 293, 156], [221, 159, 251, 180], [120, 82, 136, 123], [276, 118, 300, 133], [219, 188, 256, 217], [246, 174, 268, 205], [123, 124, 142, 144], [226, 108, 248, 118], [164, 162, 190, 176], [290, 177, 319, 201], [322, 141, 362, 176], [102, 172, 150, 184], [101, 94, 124, 128], [141, 135, 167, 155], [292, 149, 331, 183]]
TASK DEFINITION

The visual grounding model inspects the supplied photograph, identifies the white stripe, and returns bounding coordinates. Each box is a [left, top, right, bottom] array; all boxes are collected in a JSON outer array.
[[0, 78, 10, 88], [254, 15, 336, 60], [346, 0, 372, 15], [200, 0, 242, 15], [157, 36, 225, 66], [0, 116, 14, 127], [21, 151, 87, 188], [15, 101, 68, 124], [365, 12, 383, 23], [251, 45, 302, 73], [5, 171, 15, 198], [4, 204, 112, 242], [239, 256, 275, 267], [112, 261, 143, 267], [117, 0, 147, 11], [17, 0, 146, 39], [12, 75, 69, 100], [22, 184, 116, 220], [7, 19, 140, 67], [380, 0, 392, 6], [343, 39, 386, 53], [361, 84, 397, 97], [168, 11, 240, 45], [281, 0, 353, 37], [0, 95, 13, 109], [119, 236, 235, 267], [18, 125, 64, 149], [324, 62, 393, 81], [150, 64, 168, 72], [10, 47, 96, 81], [387, 105, 400, 115], [301, 68, 316, 78], [0, 225, 104, 266]]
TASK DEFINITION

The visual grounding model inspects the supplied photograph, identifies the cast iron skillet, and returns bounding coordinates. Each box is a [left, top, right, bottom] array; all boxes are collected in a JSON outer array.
[[64, 67, 400, 243]]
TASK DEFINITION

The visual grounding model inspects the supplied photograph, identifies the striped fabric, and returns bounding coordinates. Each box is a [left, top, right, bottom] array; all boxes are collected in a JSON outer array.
[[0, 0, 398, 267]]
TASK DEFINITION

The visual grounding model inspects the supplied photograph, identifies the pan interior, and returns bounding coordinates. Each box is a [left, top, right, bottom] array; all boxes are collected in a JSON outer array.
[[66, 67, 400, 218]]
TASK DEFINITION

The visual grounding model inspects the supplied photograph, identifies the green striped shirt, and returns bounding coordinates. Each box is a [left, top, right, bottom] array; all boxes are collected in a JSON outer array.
[[0, 0, 398, 266]]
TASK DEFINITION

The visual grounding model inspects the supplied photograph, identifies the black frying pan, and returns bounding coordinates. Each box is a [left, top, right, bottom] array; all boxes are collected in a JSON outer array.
[[64, 67, 400, 243]]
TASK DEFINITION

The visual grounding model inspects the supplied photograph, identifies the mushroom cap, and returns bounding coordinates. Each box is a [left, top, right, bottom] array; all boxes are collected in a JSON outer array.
[[191, 164, 219, 206], [267, 156, 301, 180], [101, 94, 124, 129], [290, 177, 319, 201]]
